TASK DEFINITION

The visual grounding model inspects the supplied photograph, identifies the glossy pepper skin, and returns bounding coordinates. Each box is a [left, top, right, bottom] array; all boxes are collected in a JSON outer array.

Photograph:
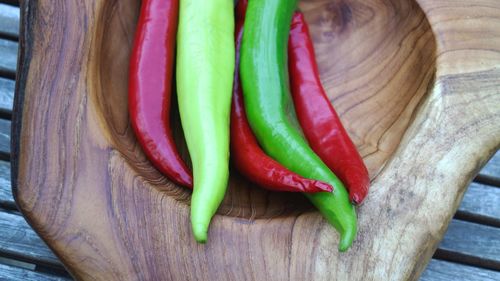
[[288, 13, 370, 205], [176, 0, 235, 243], [240, 0, 357, 251], [231, 0, 332, 194], [129, 0, 192, 188]]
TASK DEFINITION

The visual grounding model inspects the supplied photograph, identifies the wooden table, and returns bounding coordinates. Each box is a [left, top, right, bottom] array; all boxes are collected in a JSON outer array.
[[0, 1, 499, 280]]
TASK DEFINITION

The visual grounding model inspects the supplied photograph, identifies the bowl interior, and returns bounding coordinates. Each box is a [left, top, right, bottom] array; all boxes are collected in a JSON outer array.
[[92, 0, 436, 219]]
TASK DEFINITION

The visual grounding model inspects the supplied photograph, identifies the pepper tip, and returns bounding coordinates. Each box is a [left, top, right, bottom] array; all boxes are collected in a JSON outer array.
[[192, 223, 208, 244], [337, 223, 357, 252], [314, 181, 333, 193], [338, 236, 353, 252], [350, 194, 363, 205]]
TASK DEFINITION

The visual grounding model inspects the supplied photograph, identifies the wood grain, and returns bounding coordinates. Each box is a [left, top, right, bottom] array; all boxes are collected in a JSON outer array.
[[3, 159, 499, 277], [12, 0, 500, 280]]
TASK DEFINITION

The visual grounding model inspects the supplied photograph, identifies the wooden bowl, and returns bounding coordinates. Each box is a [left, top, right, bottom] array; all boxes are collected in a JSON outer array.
[[12, 0, 500, 280]]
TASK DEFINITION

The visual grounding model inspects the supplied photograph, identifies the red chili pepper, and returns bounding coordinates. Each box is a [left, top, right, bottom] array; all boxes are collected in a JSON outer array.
[[288, 12, 370, 204], [230, 0, 332, 193], [129, 0, 192, 188]]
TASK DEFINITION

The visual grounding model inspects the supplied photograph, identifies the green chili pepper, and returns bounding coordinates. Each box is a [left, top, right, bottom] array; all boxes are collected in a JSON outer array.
[[240, 0, 357, 251], [176, 0, 235, 243]]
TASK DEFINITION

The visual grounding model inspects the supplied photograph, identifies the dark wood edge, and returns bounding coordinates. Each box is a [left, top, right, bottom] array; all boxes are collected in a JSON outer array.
[[9, 2, 76, 279], [10, 0, 33, 211]]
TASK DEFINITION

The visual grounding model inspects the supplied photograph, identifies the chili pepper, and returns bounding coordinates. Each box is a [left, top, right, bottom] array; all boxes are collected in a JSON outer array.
[[240, 0, 357, 251], [129, 0, 192, 188], [176, 0, 235, 243], [288, 13, 370, 205], [231, 0, 332, 193]]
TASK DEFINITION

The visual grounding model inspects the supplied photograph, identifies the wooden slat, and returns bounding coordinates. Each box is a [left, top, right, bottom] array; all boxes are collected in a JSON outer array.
[[420, 259, 500, 281], [0, 118, 10, 159], [481, 151, 500, 177], [0, 263, 68, 281], [0, 3, 19, 40], [0, 77, 14, 114], [0, 38, 17, 78], [0, 256, 35, 270], [436, 220, 500, 271], [457, 182, 500, 227], [0, 211, 62, 267], [0, 160, 13, 209], [476, 151, 500, 186]]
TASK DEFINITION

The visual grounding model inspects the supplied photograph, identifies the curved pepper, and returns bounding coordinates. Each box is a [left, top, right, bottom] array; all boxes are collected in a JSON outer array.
[[177, 0, 235, 243], [240, 0, 357, 251], [129, 0, 192, 187], [231, 0, 332, 193], [288, 12, 370, 204]]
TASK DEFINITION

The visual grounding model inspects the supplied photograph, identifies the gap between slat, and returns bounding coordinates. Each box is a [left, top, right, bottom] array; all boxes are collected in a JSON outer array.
[[0, 1, 19, 8], [434, 249, 500, 272], [474, 174, 500, 189], [0, 262, 69, 281]]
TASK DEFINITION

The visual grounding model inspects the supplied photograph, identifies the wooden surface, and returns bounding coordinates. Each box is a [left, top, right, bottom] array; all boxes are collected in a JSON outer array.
[[0, 3, 18, 40], [437, 220, 500, 270], [420, 260, 500, 281], [0, 77, 15, 116], [0, 38, 16, 79], [0, 211, 62, 267], [457, 182, 500, 226], [8, 0, 500, 280]]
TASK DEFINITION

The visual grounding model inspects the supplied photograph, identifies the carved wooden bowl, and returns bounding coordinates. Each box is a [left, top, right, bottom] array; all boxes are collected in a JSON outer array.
[[12, 0, 500, 280]]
